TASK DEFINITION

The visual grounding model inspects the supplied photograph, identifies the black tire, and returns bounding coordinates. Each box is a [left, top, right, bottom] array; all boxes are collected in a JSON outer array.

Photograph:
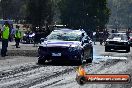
[[86, 49, 93, 63], [52, 60, 59, 64], [38, 57, 46, 64], [126, 47, 130, 53], [105, 46, 110, 52]]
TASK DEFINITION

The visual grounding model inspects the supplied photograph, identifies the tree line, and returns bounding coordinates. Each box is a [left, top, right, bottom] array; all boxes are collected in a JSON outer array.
[[108, 0, 132, 29], [0, 0, 110, 32]]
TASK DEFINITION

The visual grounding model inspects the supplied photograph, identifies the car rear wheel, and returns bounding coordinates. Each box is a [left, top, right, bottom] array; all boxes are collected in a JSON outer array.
[[38, 57, 46, 64]]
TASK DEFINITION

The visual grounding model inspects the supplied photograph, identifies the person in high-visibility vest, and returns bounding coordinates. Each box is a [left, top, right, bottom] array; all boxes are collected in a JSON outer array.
[[1, 21, 10, 57], [15, 25, 22, 48]]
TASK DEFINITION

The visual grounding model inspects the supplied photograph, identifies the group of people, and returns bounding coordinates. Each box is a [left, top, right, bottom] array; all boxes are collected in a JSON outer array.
[[1, 21, 22, 57], [93, 29, 109, 45]]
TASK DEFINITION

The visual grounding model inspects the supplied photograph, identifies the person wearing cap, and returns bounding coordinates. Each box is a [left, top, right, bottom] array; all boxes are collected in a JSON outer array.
[[15, 25, 22, 48], [1, 21, 10, 57]]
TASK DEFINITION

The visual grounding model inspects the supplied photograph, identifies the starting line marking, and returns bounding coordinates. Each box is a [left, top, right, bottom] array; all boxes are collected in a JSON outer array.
[[93, 56, 127, 60]]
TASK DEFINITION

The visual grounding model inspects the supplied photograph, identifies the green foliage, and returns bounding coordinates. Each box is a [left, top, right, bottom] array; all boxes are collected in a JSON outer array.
[[0, 0, 27, 21], [26, 0, 53, 27], [108, 0, 132, 28], [58, 0, 110, 31]]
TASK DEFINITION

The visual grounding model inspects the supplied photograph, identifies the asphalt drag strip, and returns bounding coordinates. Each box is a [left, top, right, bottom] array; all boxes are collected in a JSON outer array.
[[93, 56, 127, 64], [0, 55, 131, 88], [0, 57, 77, 88]]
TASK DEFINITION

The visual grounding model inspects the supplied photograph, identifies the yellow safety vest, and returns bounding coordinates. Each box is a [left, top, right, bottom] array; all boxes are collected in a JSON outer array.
[[15, 30, 21, 38], [2, 26, 10, 39]]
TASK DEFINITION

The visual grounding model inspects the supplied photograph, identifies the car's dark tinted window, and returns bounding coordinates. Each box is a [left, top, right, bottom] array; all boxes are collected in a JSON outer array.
[[108, 34, 127, 40]]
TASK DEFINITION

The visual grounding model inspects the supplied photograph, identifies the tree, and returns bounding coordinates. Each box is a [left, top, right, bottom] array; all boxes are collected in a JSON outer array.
[[58, 0, 110, 31], [0, 0, 28, 22], [26, 0, 53, 30], [108, 0, 132, 28]]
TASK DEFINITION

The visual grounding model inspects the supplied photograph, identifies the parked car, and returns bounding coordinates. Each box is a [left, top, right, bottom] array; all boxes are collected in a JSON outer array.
[[38, 28, 93, 65], [105, 33, 130, 52], [22, 32, 35, 44]]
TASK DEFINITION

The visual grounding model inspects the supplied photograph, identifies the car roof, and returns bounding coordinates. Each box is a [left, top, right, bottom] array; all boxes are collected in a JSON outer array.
[[53, 28, 85, 34]]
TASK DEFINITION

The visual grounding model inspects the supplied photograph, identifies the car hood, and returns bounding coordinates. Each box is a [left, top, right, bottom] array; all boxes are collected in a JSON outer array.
[[40, 40, 81, 47]]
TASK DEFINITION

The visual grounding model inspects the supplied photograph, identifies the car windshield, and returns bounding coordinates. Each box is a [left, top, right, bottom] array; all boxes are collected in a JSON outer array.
[[108, 33, 127, 40], [47, 31, 81, 41]]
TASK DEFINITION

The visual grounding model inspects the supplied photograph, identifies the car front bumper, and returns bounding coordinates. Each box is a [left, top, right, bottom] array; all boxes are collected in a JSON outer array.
[[105, 44, 128, 50], [38, 47, 82, 61]]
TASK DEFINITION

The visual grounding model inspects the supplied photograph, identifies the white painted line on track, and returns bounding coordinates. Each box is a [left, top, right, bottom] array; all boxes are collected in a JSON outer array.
[[93, 56, 127, 60]]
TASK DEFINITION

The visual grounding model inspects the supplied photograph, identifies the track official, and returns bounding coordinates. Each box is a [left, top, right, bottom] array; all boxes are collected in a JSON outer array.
[[15, 25, 21, 48], [1, 22, 10, 57]]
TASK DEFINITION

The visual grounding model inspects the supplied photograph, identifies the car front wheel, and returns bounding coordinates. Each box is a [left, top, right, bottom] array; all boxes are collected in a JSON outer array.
[[38, 56, 46, 64]]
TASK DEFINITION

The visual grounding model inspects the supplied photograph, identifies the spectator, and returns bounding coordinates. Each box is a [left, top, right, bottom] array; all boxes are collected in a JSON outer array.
[[1, 21, 10, 57], [96, 29, 99, 42], [126, 28, 131, 39], [15, 25, 22, 48], [99, 31, 103, 45], [10, 25, 16, 42], [103, 29, 109, 44], [34, 28, 40, 47], [93, 32, 96, 45]]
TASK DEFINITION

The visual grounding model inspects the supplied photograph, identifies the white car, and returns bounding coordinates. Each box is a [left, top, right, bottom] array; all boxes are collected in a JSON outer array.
[[105, 33, 130, 52]]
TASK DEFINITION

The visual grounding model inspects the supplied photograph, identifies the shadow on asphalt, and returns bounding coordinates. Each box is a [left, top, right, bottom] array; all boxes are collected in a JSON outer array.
[[36, 61, 89, 66]]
